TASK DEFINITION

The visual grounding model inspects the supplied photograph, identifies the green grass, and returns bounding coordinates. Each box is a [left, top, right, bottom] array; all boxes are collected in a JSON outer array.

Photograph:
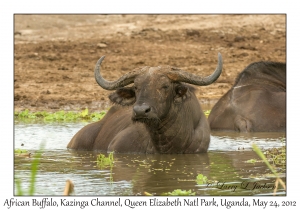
[[14, 108, 107, 123], [15, 108, 211, 122], [204, 110, 211, 118]]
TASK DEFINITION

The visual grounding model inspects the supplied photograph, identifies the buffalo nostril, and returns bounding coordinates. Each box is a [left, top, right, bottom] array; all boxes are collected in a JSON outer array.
[[133, 104, 151, 117]]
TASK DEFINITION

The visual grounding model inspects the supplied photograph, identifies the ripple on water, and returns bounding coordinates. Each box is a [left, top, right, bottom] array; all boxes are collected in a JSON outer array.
[[15, 122, 285, 152], [209, 131, 285, 151], [15, 122, 87, 150], [14, 122, 286, 196]]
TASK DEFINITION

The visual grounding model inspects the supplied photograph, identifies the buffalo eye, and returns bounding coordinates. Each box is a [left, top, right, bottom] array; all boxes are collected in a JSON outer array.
[[161, 85, 169, 90]]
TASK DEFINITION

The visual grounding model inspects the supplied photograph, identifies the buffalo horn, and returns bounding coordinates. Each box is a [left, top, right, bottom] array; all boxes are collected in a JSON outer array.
[[167, 53, 223, 86], [94, 56, 139, 90]]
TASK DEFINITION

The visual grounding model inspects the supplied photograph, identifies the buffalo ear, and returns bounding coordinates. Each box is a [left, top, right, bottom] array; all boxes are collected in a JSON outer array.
[[174, 84, 189, 104], [109, 87, 136, 106]]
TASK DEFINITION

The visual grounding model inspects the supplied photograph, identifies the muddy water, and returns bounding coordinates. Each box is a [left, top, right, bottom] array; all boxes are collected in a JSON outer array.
[[14, 122, 286, 196]]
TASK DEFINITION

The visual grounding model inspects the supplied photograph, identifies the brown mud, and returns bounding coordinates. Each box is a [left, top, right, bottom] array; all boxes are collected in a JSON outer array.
[[14, 15, 286, 112]]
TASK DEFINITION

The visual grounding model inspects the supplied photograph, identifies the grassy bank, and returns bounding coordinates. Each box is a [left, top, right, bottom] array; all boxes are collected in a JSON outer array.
[[15, 108, 211, 123], [14, 108, 107, 123]]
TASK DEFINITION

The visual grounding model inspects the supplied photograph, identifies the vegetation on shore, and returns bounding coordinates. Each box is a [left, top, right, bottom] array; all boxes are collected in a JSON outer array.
[[15, 108, 211, 123], [14, 108, 107, 123]]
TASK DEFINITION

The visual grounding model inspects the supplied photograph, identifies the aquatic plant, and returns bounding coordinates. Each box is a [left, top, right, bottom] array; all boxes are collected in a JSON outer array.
[[144, 173, 207, 196], [96, 152, 115, 182], [15, 142, 44, 195], [144, 189, 196, 196], [245, 158, 258, 164], [14, 148, 28, 154], [96, 152, 114, 169], [196, 174, 208, 185], [252, 144, 286, 195], [263, 137, 286, 168], [246, 138, 286, 167], [14, 108, 107, 123], [162, 189, 196, 196]]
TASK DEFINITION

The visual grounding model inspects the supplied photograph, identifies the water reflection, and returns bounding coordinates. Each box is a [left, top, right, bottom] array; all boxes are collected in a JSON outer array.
[[14, 122, 286, 196], [210, 131, 285, 151], [15, 150, 285, 196]]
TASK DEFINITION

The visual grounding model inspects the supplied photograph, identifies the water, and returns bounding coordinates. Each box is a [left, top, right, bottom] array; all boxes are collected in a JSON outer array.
[[14, 122, 286, 196]]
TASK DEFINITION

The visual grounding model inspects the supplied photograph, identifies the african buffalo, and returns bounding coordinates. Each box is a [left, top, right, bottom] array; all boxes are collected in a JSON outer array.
[[208, 61, 286, 132], [67, 53, 223, 153]]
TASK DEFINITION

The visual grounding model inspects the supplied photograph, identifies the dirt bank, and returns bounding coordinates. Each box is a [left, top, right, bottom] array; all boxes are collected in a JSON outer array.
[[14, 14, 286, 112]]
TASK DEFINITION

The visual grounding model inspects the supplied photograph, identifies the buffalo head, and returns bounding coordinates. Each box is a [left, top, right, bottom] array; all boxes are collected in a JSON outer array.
[[94, 53, 222, 127]]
